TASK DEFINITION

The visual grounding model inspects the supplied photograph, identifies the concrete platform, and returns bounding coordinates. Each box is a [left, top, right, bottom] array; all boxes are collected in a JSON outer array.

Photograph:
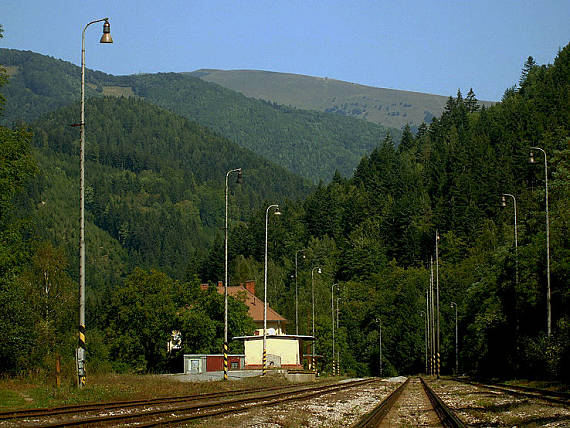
[[171, 370, 263, 382]]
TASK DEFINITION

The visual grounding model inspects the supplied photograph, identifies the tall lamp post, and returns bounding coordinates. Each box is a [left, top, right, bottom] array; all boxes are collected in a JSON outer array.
[[77, 17, 113, 389], [501, 193, 518, 284], [263, 204, 281, 375], [529, 147, 551, 337], [331, 283, 338, 375], [420, 311, 427, 374], [450, 302, 458, 376], [311, 266, 322, 371], [375, 318, 382, 377], [294, 249, 305, 335], [435, 231, 441, 379], [336, 283, 341, 375], [429, 257, 436, 376], [224, 168, 242, 381]]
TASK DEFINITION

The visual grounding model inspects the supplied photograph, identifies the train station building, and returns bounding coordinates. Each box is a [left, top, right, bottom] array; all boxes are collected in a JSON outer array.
[[197, 280, 314, 371]]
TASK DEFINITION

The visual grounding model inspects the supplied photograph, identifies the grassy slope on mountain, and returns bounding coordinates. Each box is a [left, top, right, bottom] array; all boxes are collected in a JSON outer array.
[[191, 69, 494, 130], [1, 49, 400, 183]]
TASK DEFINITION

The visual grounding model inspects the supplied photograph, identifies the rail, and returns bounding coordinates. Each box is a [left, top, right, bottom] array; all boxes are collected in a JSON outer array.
[[352, 377, 409, 428], [420, 377, 465, 428], [6, 378, 375, 427]]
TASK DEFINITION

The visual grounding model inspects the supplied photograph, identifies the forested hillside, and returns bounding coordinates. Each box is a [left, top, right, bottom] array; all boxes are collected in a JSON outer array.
[[0, 93, 308, 373], [0, 36, 568, 381], [0, 49, 400, 183], [203, 45, 569, 380], [31, 96, 312, 282]]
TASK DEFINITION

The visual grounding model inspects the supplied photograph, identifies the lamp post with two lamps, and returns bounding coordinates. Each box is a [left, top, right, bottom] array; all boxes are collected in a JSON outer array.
[[77, 17, 113, 389]]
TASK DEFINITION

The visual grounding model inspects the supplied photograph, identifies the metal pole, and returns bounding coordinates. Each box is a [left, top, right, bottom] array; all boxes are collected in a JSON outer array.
[[435, 231, 440, 379], [295, 249, 304, 336], [77, 17, 110, 390], [263, 204, 279, 375], [311, 266, 321, 372], [224, 168, 241, 381], [425, 288, 430, 375], [379, 321, 382, 377], [331, 283, 336, 375], [530, 147, 551, 336], [336, 286, 340, 375], [420, 311, 427, 374], [451, 302, 458, 376], [502, 193, 518, 285], [430, 258, 436, 375]]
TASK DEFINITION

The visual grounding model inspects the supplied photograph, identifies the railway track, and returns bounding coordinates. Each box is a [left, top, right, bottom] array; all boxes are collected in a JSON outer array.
[[455, 378, 570, 406], [429, 378, 570, 426], [353, 377, 465, 428], [1, 378, 374, 427], [0, 382, 307, 421]]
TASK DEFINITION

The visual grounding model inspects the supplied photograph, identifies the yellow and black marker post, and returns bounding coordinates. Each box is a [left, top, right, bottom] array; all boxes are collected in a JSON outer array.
[[223, 342, 228, 381], [77, 324, 86, 387], [437, 352, 440, 379], [262, 348, 267, 376]]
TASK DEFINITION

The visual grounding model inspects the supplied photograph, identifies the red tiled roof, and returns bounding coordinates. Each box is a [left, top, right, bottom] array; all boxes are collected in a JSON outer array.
[[202, 282, 287, 323]]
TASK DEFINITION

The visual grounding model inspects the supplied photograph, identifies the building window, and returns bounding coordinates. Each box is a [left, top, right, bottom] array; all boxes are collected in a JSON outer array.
[[231, 361, 239, 369]]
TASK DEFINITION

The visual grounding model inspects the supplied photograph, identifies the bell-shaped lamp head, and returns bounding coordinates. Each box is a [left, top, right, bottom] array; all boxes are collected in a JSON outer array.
[[100, 20, 113, 43], [501, 195, 507, 207], [236, 169, 243, 184]]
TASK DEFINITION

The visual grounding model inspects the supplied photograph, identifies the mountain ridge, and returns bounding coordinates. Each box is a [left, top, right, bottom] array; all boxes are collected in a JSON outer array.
[[1, 48, 399, 183], [189, 68, 495, 130]]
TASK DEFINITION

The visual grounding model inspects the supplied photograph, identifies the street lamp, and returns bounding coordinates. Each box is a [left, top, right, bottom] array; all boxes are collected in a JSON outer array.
[[311, 266, 322, 371], [336, 283, 341, 375], [375, 318, 382, 377], [430, 257, 436, 376], [450, 302, 458, 376], [420, 311, 427, 374], [263, 204, 281, 375], [224, 168, 242, 381], [501, 193, 518, 284], [294, 249, 306, 336], [77, 17, 113, 389], [529, 147, 551, 337], [331, 283, 338, 375], [435, 231, 440, 379]]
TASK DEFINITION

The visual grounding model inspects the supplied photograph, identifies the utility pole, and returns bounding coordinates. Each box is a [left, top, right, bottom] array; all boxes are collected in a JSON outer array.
[[435, 230, 440, 379]]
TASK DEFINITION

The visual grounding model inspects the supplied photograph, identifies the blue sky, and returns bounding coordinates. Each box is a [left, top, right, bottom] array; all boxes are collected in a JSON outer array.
[[2, 1, 569, 101]]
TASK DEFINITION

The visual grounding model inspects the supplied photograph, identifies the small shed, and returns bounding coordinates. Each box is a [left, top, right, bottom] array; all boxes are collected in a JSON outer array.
[[183, 354, 245, 374]]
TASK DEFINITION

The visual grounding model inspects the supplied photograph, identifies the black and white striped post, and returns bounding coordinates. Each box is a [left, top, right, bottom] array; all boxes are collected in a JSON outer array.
[[77, 17, 113, 389]]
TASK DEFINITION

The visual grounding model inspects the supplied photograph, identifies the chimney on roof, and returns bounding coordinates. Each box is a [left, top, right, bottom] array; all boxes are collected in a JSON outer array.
[[245, 280, 255, 295]]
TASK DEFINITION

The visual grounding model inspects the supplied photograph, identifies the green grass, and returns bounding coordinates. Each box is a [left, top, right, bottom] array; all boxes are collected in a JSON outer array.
[[0, 373, 295, 411]]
